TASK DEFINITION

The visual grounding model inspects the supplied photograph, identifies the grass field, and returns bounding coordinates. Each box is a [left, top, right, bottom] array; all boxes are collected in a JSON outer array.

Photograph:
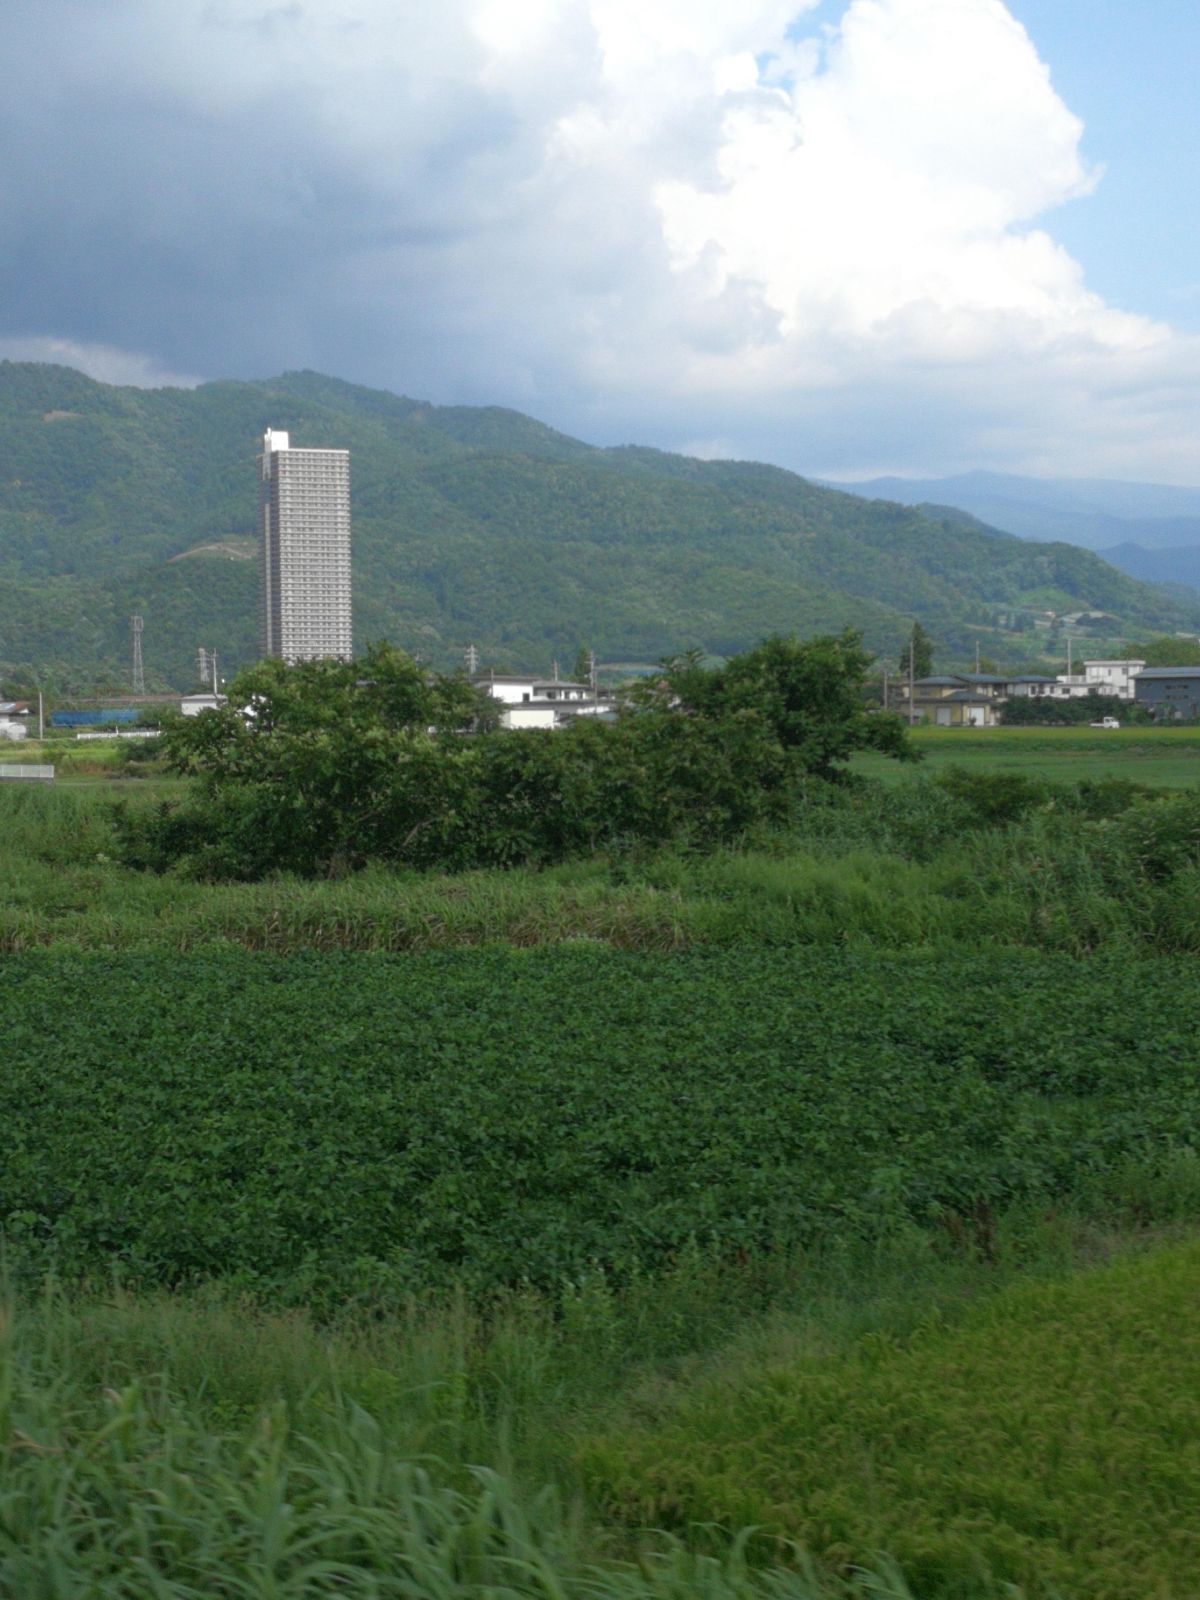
[[4, 752, 1200, 1595], [853, 723, 1200, 786], [585, 1240, 1200, 1599]]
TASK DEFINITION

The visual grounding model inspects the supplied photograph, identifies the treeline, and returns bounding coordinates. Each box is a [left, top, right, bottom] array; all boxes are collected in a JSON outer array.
[[116, 634, 912, 879], [999, 694, 1152, 726]]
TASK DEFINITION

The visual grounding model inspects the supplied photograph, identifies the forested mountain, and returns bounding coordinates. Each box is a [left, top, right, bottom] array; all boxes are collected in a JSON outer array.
[[2, 363, 1197, 691]]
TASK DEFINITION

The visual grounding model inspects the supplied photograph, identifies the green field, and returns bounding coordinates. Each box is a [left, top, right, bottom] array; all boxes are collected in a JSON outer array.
[[5, 767, 1200, 1596], [853, 722, 1200, 786], [8, 945, 1200, 1297]]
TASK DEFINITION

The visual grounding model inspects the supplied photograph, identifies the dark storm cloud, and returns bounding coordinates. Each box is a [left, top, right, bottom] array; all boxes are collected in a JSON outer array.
[[0, 0, 1196, 481]]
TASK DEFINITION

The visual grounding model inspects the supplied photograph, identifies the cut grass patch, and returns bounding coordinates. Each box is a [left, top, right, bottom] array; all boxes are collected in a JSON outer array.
[[853, 724, 1200, 788], [584, 1238, 1200, 1599]]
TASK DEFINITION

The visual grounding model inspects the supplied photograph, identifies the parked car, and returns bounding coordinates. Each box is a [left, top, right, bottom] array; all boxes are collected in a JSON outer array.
[[1090, 716, 1120, 729]]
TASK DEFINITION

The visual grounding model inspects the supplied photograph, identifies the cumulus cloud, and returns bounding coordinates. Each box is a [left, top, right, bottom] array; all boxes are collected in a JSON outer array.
[[0, 337, 200, 390], [0, 0, 1196, 482]]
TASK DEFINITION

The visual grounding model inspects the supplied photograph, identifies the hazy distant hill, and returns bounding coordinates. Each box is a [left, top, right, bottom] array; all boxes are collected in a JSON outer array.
[[2, 364, 1197, 690], [839, 469, 1200, 548], [1096, 543, 1200, 595]]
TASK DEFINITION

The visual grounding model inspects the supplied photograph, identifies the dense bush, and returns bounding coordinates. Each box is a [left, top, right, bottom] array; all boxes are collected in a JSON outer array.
[[114, 636, 913, 879]]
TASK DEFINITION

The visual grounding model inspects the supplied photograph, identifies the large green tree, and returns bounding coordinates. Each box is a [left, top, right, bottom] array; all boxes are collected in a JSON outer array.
[[653, 630, 915, 780], [899, 622, 934, 679], [121, 633, 914, 879]]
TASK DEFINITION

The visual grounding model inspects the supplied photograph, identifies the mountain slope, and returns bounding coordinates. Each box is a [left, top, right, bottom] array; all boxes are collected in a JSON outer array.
[[1, 363, 1196, 690]]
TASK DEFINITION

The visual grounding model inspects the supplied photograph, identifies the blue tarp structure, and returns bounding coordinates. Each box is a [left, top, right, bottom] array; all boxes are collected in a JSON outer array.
[[50, 709, 140, 727]]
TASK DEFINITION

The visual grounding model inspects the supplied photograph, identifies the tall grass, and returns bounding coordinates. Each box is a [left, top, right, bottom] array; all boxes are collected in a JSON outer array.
[[585, 1239, 1200, 1599], [0, 1207, 1179, 1599], [6, 775, 1200, 954]]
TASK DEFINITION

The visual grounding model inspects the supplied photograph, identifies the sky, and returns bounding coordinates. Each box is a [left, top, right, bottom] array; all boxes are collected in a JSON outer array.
[[1, 0, 1197, 485]]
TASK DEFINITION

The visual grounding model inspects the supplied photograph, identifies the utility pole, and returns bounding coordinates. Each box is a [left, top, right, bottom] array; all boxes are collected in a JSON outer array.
[[588, 650, 597, 693], [131, 615, 145, 695], [37, 689, 44, 742], [882, 667, 889, 711], [1067, 634, 1074, 679], [210, 650, 218, 694], [975, 640, 981, 674]]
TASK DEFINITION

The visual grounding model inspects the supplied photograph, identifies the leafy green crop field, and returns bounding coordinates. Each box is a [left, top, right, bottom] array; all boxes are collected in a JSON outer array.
[[585, 1240, 1200, 1599], [5, 947, 1200, 1298], [853, 724, 1200, 786]]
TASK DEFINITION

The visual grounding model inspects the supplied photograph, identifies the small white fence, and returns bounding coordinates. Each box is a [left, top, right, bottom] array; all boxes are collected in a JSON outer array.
[[75, 729, 159, 741], [0, 764, 55, 782]]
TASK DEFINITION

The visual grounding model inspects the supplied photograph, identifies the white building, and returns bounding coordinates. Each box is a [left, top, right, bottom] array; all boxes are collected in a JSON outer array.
[[1081, 659, 1146, 700], [258, 428, 352, 664], [477, 672, 617, 729], [1003, 676, 1061, 699], [0, 701, 29, 740], [180, 693, 228, 717]]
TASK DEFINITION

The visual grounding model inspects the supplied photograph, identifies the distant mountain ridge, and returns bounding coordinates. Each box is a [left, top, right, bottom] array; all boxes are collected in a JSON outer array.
[[1, 363, 1197, 691], [835, 470, 1200, 594]]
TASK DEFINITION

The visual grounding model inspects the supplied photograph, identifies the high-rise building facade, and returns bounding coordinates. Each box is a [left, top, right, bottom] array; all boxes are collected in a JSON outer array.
[[258, 428, 352, 663]]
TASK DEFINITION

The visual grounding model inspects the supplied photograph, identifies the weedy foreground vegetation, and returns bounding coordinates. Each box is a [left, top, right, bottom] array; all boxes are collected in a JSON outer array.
[[5, 642, 1200, 1596]]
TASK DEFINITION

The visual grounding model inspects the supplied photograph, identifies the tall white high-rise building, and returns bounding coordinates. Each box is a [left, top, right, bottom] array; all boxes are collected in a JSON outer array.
[[258, 428, 352, 663]]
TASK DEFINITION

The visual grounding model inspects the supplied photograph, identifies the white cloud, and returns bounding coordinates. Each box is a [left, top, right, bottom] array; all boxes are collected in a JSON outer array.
[[0, 337, 200, 390], [0, 0, 1197, 482]]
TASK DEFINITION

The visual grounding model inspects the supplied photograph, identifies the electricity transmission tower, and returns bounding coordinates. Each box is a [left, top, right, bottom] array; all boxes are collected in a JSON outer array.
[[465, 643, 480, 675], [196, 647, 219, 693], [131, 615, 145, 695]]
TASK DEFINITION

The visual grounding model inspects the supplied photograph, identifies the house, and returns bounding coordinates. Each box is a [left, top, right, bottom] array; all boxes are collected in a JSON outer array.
[[477, 671, 618, 729], [1004, 676, 1061, 699], [477, 674, 547, 705], [180, 693, 228, 717], [892, 674, 1006, 726], [1134, 668, 1200, 721], [0, 701, 30, 741], [1081, 659, 1146, 701], [499, 703, 560, 730], [1002, 660, 1145, 703]]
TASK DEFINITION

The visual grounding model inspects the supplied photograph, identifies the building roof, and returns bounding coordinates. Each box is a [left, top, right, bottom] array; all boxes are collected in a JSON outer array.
[[911, 688, 995, 704], [1135, 667, 1200, 680], [1006, 675, 1058, 684]]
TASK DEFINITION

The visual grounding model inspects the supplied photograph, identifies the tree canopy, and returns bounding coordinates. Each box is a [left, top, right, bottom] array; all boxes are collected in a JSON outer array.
[[899, 622, 934, 678], [1122, 636, 1200, 668], [120, 632, 913, 879]]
